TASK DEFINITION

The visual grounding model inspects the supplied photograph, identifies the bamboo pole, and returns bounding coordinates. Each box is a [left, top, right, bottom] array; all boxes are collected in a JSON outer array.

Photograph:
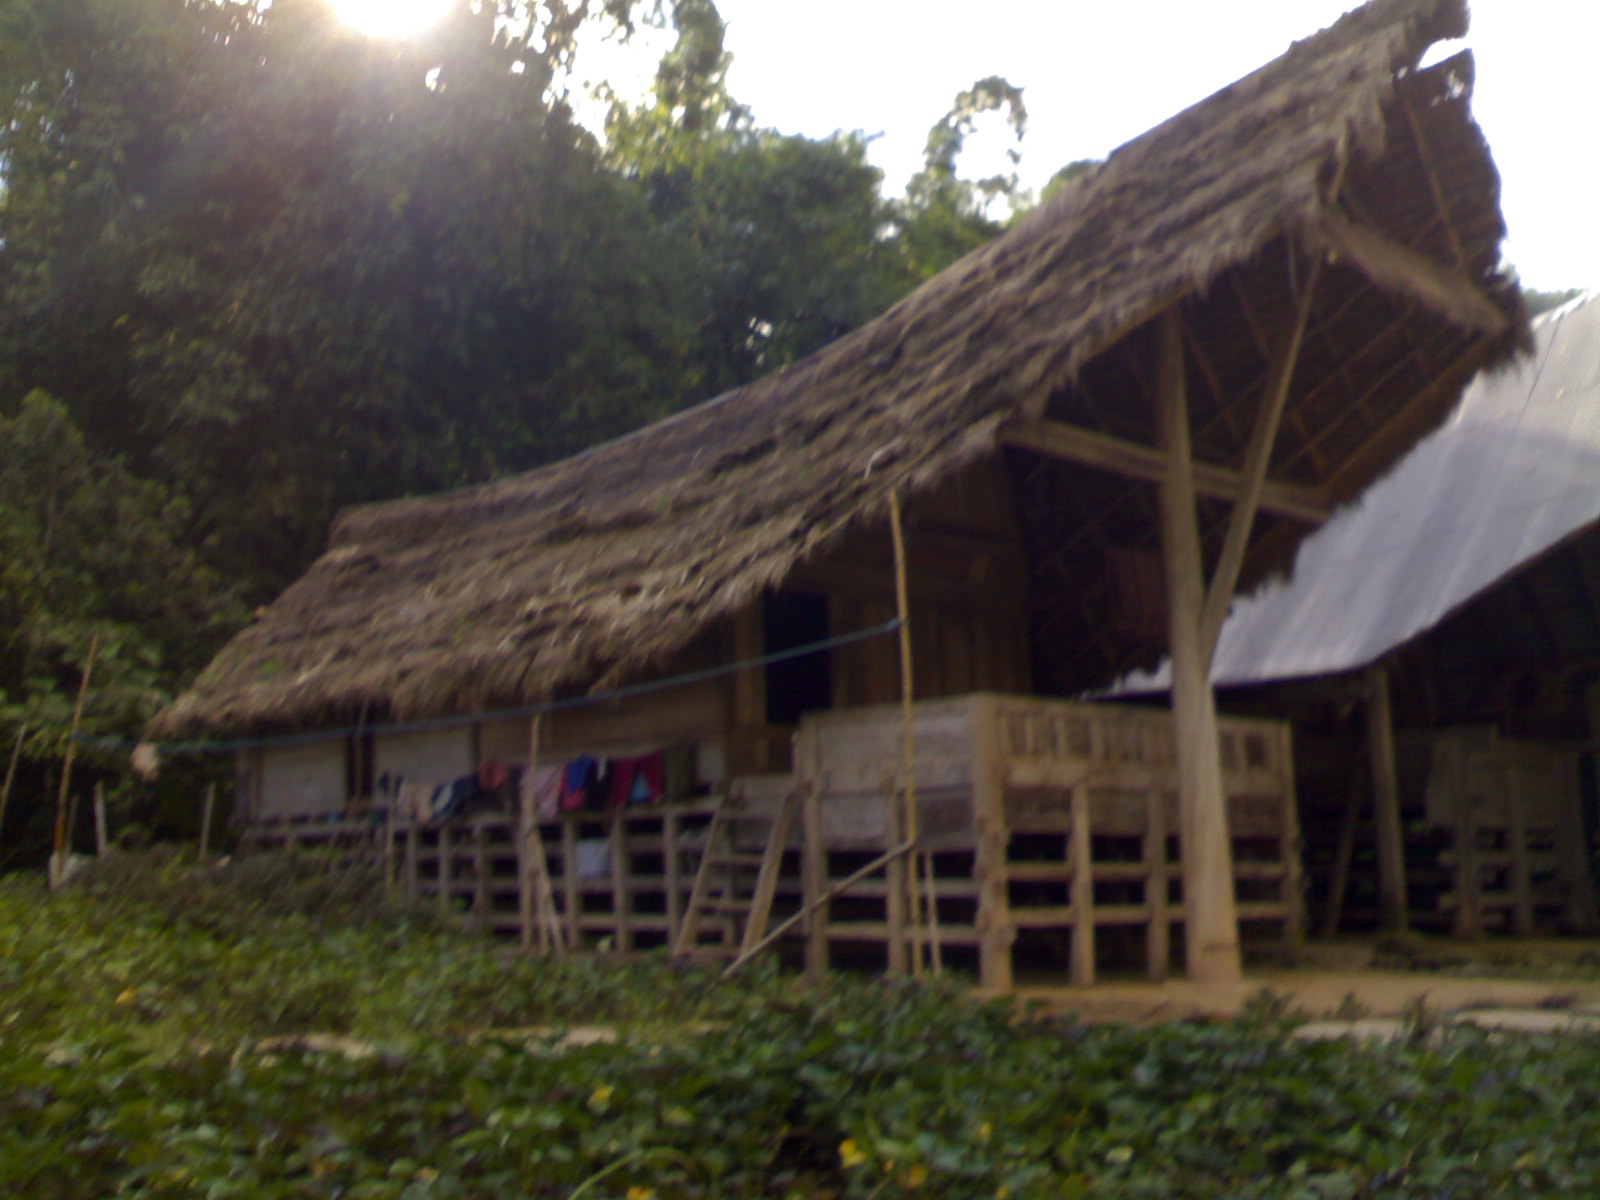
[[519, 714, 541, 951], [887, 489, 926, 978], [0, 721, 26, 844], [1364, 664, 1409, 931], [1196, 260, 1320, 662], [1319, 769, 1366, 938], [1154, 310, 1242, 984], [198, 783, 216, 862], [93, 782, 108, 856], [723, 839, 919, 976], [51, 635, 98, 889]]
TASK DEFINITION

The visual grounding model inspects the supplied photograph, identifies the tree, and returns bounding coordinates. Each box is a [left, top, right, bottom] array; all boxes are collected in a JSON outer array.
[[1, 0, 702, 596], [891, 75, 1028, 283], [604, 0, 907, 395]]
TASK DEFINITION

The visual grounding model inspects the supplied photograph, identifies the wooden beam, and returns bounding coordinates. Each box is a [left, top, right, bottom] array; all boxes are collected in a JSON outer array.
[[1155, 308, 1242, 985], [1002, 420, 1331, 524], [1364, 664, 1409, 932], [1310, 211, 1506, 337], [1319, 329, 1498, 503], [1199, 260, 1321, 663], [1399, 89, 1468, 271]]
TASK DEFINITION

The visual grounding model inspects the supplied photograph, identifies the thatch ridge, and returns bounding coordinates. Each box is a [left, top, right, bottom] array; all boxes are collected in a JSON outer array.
[[152, 0, 1520, 737]]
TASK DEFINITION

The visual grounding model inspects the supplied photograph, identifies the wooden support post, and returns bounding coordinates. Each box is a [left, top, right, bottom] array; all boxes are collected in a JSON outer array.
[[383, 803, 396, 900], [518, 715, 541, 951], [800, 784, 825, 979], [404, 821, 420, 900], [1444, 737, 1483, 938], [1504, 764, 1534, 936], [1068, 783, 1095, 986], [972, 697, 1015, 991], [1574, 681, 1600, 931], [885, 796, 909, 976], [437, 826, 451, 916], [1197, 263, 1320, 660], [664, 809, 684, 946], [0, 722, 26, 843], [1144, 788, 1170, 981], [1279, 724, 1306, 949], [1320, 769, 1366, 939], [609, 811, 631, 952], [799, 727, 829, 979], [1365, 664, 1409, 931], [50, 635, 98, 888], [93, 783, 108, 856], [1154, 309, 1242, 984], [740, 791, 799, 956], [887, 488, 925, 977], [733, 603, 767, 772], [562, 816, 581, 947], [198, 783, 216, 864], [472, 820, 490, 929]]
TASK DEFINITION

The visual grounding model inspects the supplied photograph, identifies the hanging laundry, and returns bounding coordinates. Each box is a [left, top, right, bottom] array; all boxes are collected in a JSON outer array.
[[608, 753, 665, 808], [574, 839, 610, 880], [520, 764, 563, 821], [560, 756, 598, 812], [477, 758, 512, 793], [397, 780, 433, 825]]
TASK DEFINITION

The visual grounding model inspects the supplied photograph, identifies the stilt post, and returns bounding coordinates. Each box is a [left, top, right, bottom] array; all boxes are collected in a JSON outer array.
[[50, 635, 98, 888], [1364, 664, 1409, 930], [1155, 309, 1243, 984], [887, 489, 926, 977]]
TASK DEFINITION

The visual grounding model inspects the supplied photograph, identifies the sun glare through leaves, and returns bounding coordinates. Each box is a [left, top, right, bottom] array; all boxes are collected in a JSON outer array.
[[326, 0, 454, 40]]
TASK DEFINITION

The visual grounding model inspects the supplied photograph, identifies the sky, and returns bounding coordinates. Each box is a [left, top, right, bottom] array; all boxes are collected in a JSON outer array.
[[337, 0, 1597, 291], [705, 0, 1597, 292]]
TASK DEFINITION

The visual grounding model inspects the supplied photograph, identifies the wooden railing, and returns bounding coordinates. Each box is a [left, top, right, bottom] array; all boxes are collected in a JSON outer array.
[[796, 694, 1302, 988]]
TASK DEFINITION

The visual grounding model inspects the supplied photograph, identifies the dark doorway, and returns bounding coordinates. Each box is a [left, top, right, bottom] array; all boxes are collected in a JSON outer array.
[[764, 592, 833, 726]]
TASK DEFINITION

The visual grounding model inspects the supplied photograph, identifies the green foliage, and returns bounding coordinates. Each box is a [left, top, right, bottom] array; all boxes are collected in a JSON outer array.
[[1523, 286, 1584, 317], [890, 76, 1028, 282], [6, 856, 1600, 1196]]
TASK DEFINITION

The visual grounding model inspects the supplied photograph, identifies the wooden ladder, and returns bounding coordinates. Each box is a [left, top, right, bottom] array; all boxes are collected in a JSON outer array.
[[672, 790, 799, 961]]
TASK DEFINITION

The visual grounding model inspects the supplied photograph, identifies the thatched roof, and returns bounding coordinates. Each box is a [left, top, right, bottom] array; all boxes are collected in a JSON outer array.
[[153, 0, 1527, 738]]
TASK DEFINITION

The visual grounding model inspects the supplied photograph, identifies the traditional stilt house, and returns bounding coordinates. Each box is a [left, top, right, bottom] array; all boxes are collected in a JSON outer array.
[[1127, 294, 1600, 938], [151, 0, 1528, 986]]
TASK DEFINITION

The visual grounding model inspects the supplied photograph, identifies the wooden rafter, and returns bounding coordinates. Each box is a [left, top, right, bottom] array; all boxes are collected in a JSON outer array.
[[1318, 328, 1498, 503], [1400, 88, 1468, 271], [1227, 270, 1325, 478], [1310, 211, 1505, 336], [1199, 258, 1321, 662], [1002, 419, 1330, 524]]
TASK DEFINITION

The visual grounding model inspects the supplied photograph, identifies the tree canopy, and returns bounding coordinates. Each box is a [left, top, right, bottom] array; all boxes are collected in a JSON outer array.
[[0, 0, 1034, 857]]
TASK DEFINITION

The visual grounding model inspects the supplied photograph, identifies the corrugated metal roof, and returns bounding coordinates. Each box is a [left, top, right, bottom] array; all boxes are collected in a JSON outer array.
[[1128, 292, 1600, 689]]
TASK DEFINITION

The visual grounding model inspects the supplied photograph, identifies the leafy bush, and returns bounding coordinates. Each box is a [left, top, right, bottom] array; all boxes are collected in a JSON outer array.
[[6, 857, 1600, 1197]]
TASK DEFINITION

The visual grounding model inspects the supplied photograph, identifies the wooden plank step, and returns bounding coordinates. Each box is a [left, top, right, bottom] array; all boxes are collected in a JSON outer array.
[[1003, 863, 1075, 882], [819, 921, 982, 944]]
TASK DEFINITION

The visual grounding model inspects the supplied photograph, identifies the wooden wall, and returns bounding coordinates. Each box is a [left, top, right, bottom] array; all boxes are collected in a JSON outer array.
[[374, 726, 473, 785], [783, 461, 1031, 712], [254, 740, 344, 820]]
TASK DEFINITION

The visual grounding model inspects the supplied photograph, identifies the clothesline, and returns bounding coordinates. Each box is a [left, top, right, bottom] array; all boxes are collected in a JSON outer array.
[[77, 617, 905, 759]]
